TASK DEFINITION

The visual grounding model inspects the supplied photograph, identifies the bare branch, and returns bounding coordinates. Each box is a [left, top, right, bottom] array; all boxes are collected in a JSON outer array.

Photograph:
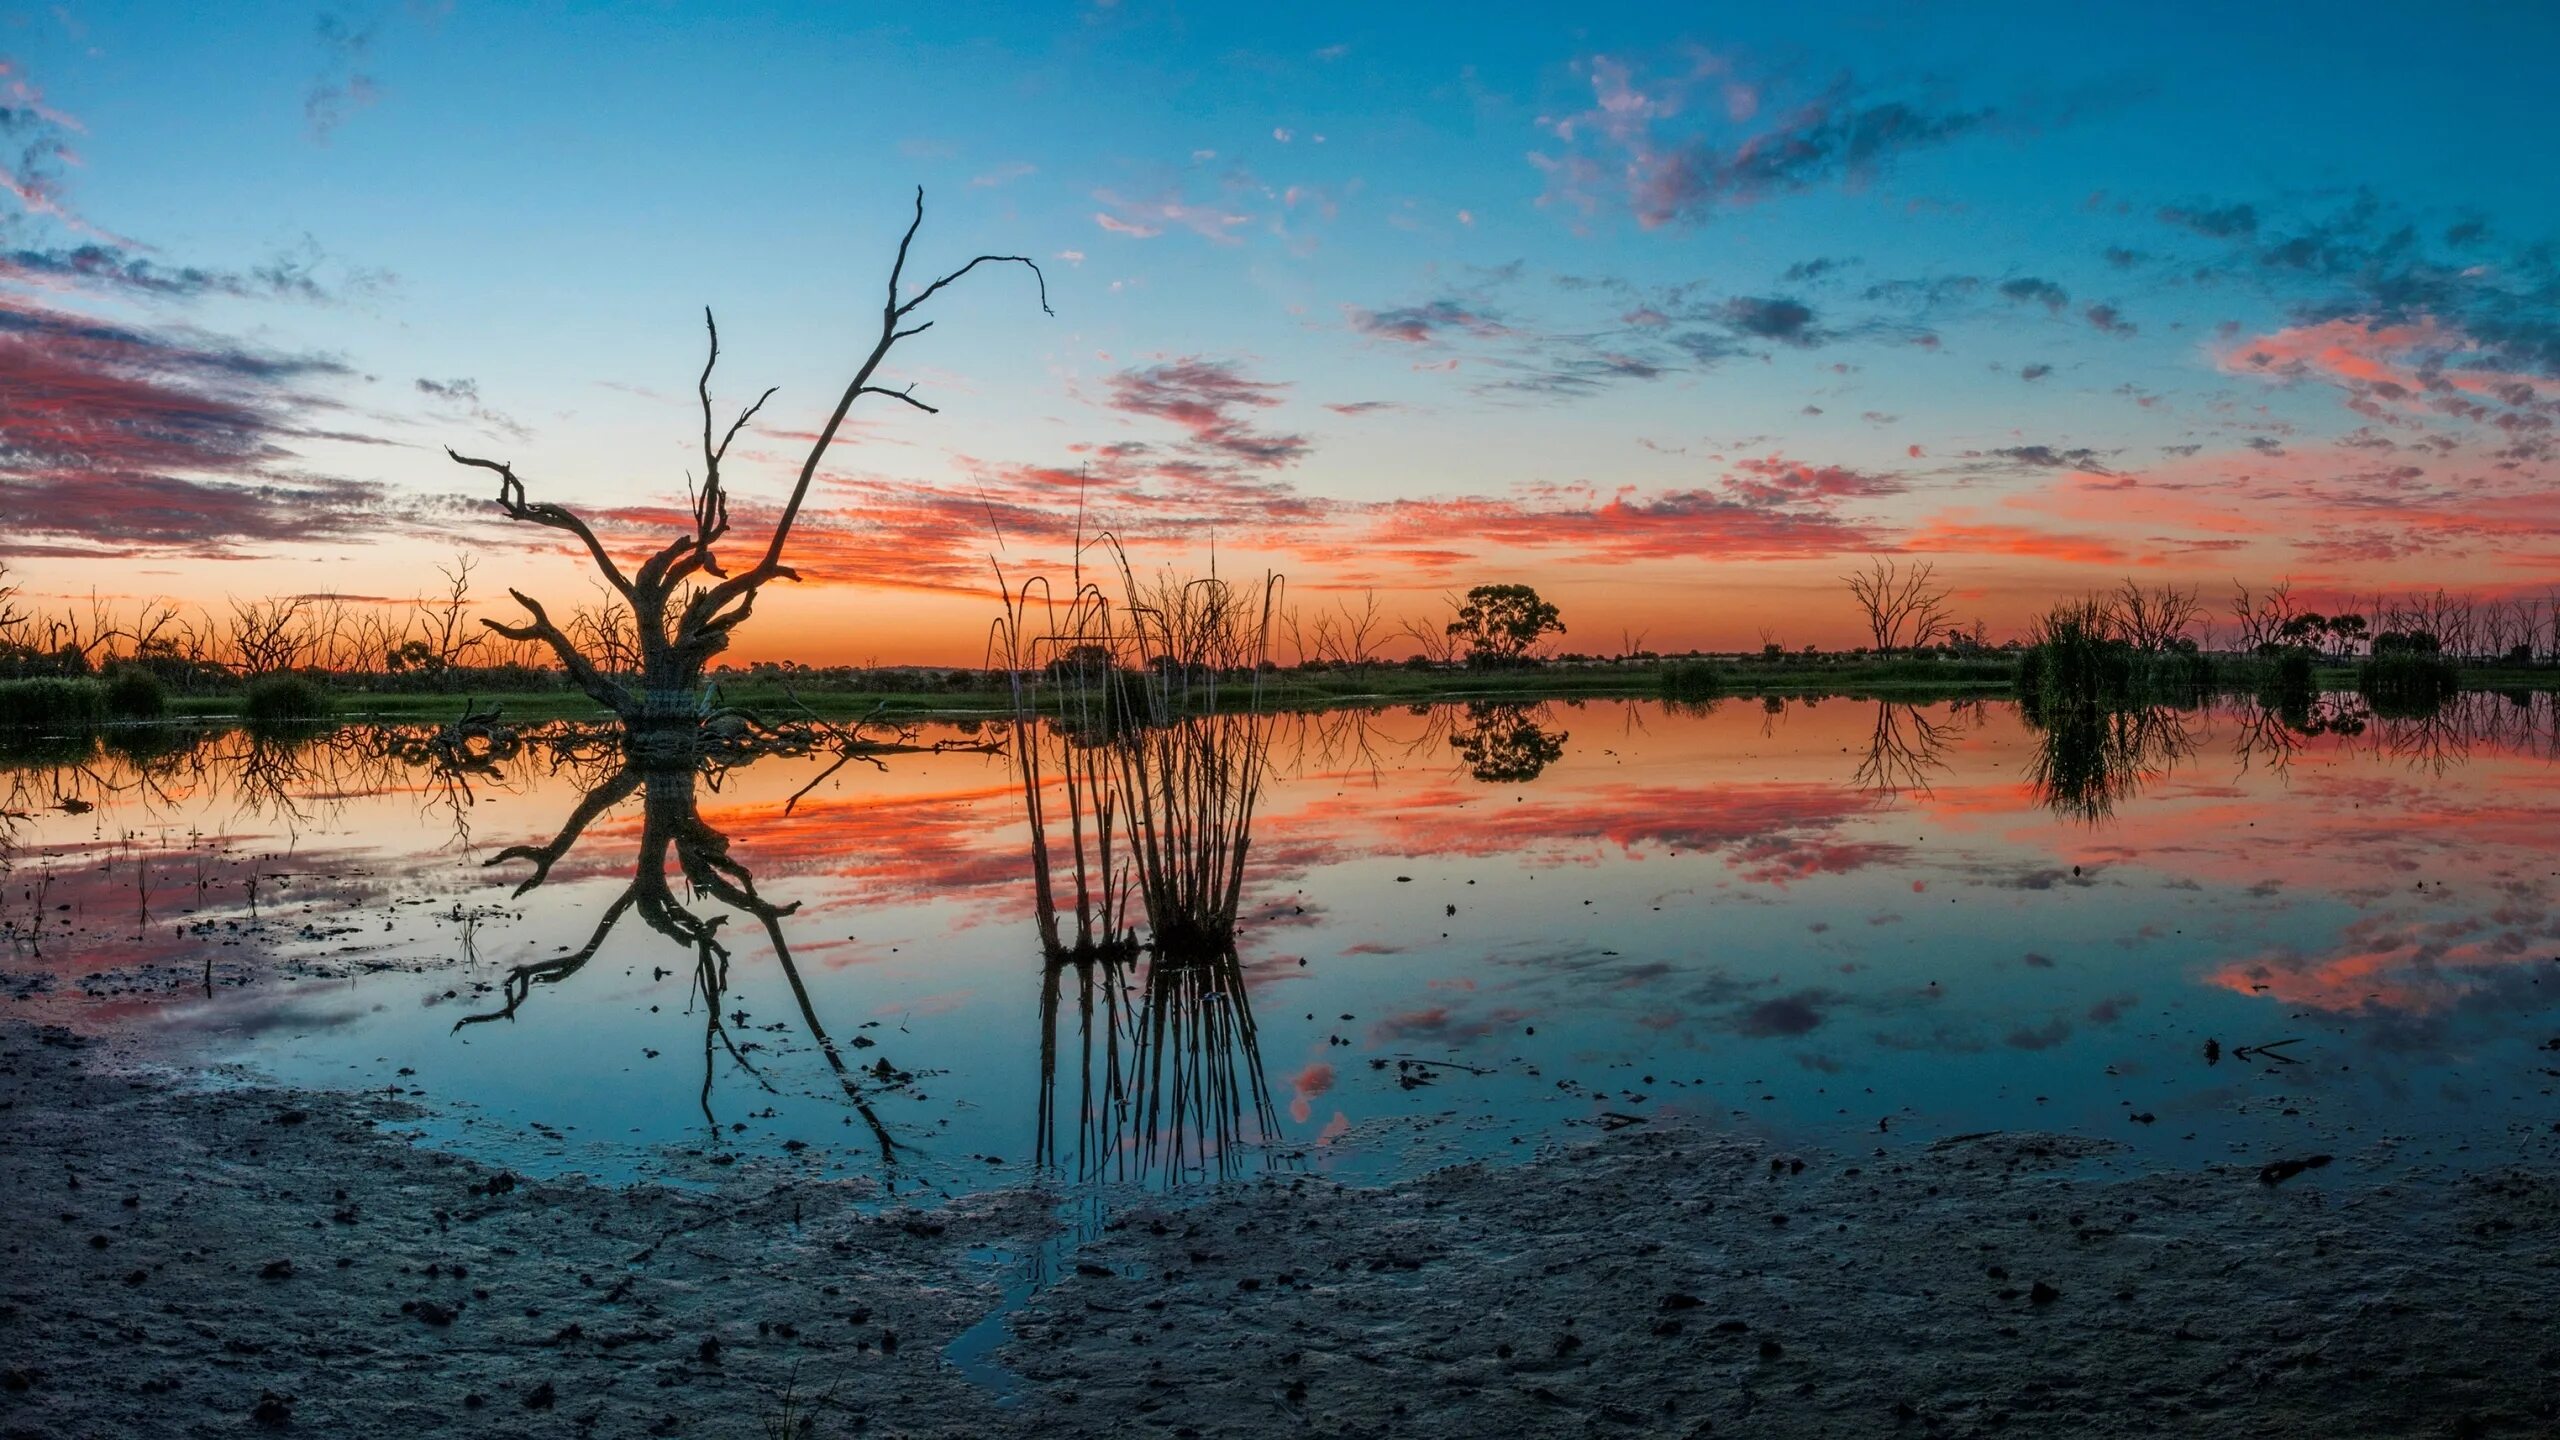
[[447, 448, 637, 599], [856, 384, 940, 414]]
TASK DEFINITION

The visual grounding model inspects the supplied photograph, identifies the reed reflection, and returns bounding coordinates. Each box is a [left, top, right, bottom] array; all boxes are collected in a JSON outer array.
[[2025, 702, 2199, 823]]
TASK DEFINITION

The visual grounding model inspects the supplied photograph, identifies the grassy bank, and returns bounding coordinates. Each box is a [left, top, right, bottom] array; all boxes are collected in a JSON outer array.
[[29, 651, 2560, 731]]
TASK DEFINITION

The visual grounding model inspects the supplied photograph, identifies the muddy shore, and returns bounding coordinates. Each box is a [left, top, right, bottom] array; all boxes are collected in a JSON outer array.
[[6, 1019, 2558, 1438]]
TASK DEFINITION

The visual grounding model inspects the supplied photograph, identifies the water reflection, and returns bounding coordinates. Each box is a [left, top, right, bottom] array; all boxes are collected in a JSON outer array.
[[455, 756, 904, 1156], [2025, 702, 2198, 822], [1022, 707, 1283, 1184], [9, 689, 2560, 1195], [1853, 701, 1961, 799], [1446, 702, 1568, 784]]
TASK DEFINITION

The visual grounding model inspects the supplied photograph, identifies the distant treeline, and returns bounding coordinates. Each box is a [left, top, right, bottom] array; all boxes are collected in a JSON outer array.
[[1, 560, 2553, 733]]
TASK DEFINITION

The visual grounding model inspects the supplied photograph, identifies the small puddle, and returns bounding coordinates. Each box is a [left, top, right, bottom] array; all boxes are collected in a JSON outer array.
[[944, 1244, 1035, 1401]]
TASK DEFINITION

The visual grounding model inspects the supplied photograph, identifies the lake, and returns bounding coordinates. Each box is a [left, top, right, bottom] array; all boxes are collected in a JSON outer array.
[[8, 690, 2557, 1201]]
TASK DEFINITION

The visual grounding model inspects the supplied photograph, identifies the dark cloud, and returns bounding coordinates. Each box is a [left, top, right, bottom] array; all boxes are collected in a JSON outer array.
[[1105, 357, 1309, 467], [2003, 1017, 2072, 1050], [1970, 444, 2114, 473], [2084, 993, 2137, 1024], [2157, 201, 2260, 239], [2020, 363, 2053, 382], [1478, 349, 1671, 399], [1628, 97, 1992, 228], [1997, 277, 2070, 312], [0, 292, 416, 556], [414, 376, 528, 440], [1722, 295, 1819, 345], [1349, 299, 1508, 345], [1535, 58, 1994, 230], [0, 242, 345, 302], [2084, 302, 2136, 336]]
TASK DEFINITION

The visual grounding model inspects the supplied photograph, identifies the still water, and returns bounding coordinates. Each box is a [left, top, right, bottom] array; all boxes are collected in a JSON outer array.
[[6, 692, 2557, 1198]]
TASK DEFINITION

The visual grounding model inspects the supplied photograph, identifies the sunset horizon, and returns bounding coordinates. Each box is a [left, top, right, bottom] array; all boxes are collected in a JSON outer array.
[[9, 4, 2556, 666]]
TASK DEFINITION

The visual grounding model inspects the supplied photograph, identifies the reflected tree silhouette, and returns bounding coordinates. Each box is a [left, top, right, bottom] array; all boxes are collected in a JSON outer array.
[[1853, 702, 1957, 799], [1447, 701, 1568, 783], [453, 755, 903, 1158], [2024, 702, 2199, 823]]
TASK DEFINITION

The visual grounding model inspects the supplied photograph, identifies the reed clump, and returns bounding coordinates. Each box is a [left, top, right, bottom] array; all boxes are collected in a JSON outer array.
[[242, 674, 335, 726], [999, 541, 1287, 1184], [0, 677, 106, 730], [102, 666, 169, 720], [2358, 633, 2461, 717], [1659, 661, 1725, 701], [2016, 593, 2212, 717]]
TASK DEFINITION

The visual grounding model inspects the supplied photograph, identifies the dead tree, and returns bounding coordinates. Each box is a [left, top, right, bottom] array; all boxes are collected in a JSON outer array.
[[1844, 557, 1954, 657], [447, 189, 1049, 758], [2111, 579, 2202, 652]]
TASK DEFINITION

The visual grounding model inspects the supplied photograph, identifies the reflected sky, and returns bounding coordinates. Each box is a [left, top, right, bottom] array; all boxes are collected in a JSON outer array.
[[6, 692, 2558, 1196]]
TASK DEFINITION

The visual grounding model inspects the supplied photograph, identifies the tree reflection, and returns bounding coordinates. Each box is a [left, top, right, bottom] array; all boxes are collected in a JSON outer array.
[[2024, 702, 2199, 823], [1447, 701, 1568, 783], [453, 755, 903, 1158], [1853, 702, 1957, 799]]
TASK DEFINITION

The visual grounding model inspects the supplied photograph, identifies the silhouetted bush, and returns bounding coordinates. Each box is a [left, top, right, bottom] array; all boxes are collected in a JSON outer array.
[[2017, 598, 2214, 717], [102, 666, 169, 719], [243, 674, 334, 725], [1659, 661, 1725, 701], [2358, 650, 2460, 716], [2272, 648, 2315, 697], [0, 677, 106, 730]]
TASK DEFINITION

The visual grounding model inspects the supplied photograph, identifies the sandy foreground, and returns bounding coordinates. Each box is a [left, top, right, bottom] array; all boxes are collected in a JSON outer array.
[[5, 1019, 2558, 1439]]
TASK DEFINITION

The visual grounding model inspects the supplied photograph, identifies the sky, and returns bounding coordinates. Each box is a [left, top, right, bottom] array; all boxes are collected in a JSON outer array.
[[5, 0, 2559, 664]]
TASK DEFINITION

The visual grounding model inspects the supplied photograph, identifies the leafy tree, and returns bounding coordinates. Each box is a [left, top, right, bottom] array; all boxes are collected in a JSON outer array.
[[1446, 584, 1564, 666]]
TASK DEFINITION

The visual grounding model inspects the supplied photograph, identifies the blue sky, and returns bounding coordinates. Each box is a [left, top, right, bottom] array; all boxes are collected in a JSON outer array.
[[6, 0, 2557, 659]]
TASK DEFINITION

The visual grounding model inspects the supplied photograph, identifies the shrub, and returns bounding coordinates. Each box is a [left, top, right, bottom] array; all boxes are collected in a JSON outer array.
[[2272, 647, 2315, 696], [0, 677, 106, 730], [102, 666, 169, 719], [242, 674, 334, 726], [2358, 650, 2460, 716], [1659, 661, 1725, 701]]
